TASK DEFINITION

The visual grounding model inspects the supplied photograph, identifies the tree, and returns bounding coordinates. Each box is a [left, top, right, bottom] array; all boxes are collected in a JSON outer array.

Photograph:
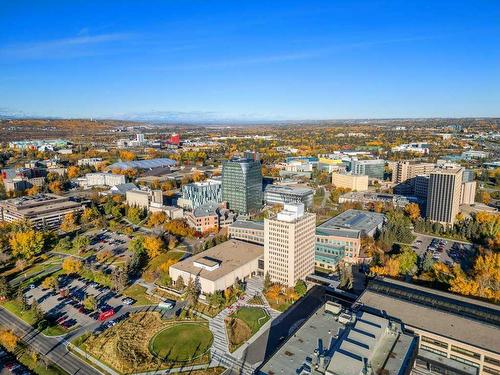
[[263, 272, 272, 291], [397, 246, 418, 275], [119, 150, 136, 161], [0, 276, 11, 300], [294, 279, 307, 296], [421, 251, 436, 273], [26, 185, 40, 196], [62, 257, 82, 274], [81, 207, 99, 224], [371, 257, 400, 277], [404, 203, 421, 222], [168, 237, 178, 250], [67, 166, 80, 179], [481, 191, 492, 205], [0, 329, 19, 352], [126, 206, 143, 225], [41, 276, 58, 290], [143, 236, 164, 258], [111, 267, 129, 292], [30, 300, 44, 323], [72, 235, 90, 254], [147, 212, 167, 227], [175, 275, 185, 291], [9, 230, 45, 260], [184, 277, 200, 307], [164, 219, 195, 237], [48, 180, 63, 194], [128, 236, 145, 254], [54, 237, 72, 253], [83, 295, 97, 311], [338, 264, 353, 290], [192, 171, 206, 182], [60, 212, 77, 232]]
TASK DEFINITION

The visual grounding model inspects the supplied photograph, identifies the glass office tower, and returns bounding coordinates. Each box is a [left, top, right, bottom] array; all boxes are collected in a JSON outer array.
[[222, 157, 263, 214]]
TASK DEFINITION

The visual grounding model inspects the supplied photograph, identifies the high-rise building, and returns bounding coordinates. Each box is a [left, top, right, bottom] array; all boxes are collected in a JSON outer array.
[[222, 157, 263, 214], [426, 167, 463, 225], [264, 203, 316, 286], [391, 161, 436, 184], [136, 133, 145, 143], [349, 159, 385, 179]]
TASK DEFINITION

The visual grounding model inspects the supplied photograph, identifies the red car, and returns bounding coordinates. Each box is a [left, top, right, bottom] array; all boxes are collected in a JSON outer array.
[[98, 309, 115, 321]]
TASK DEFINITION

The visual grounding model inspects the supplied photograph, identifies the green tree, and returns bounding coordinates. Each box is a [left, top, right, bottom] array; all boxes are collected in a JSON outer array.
[[54, 237, 72, 253], [294, 279, 307, 296], [0, 277, 11, 300], [83, 295, 97, 311], [263, 272, 272, 291], [421, 251, 436, 273], [72, 235, 90, 254], [128, 236, 145, 254], [398, 246, 418, 275]]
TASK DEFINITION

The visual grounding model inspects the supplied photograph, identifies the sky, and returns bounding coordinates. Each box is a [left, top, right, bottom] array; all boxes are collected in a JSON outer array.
[[0, 0, 499, 121]]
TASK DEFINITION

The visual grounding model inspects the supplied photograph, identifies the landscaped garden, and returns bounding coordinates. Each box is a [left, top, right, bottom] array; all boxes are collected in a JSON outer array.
[[74, 311, 213, 373], [225, 307, 269, 352]]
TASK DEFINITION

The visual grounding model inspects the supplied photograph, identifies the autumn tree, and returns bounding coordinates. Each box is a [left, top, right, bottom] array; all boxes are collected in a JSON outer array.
[[147, 211, 167, 227], [192, 171, 206, 182], [60, 212, 78, 232], [0, 329, 19, 352], [404, 203, 421, 221], [48, 180, 63, 194], [67, 166, 80, 179], [397, 246, 418, 275], [72, 235, 90, 254], [119, 150, 136, 161], [81, 207, 99, 224], [9, 230, 44, 259], [41, 276, 58, 290], [143, 236, 164, 258], [26, 185, 40, 196], [62, 257, 83, 274]]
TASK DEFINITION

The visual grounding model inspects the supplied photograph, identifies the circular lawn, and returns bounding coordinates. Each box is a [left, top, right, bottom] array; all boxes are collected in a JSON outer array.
[[149, 323, 213, 362]]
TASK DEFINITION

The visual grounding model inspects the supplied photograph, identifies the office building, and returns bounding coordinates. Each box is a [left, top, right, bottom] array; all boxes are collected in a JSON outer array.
[[0, 194, 84, 229], [359, 277, 500, 375], [392, 161, 436, 184], [126, 189, 163, 209], [461, 181, 477, 205], [108, 158, 176, 171], [349, 159, 385, 179], [264, 203, 316, 286], [258, 303, 417, 375], [338, 191, 419, 209], [426, 167, 464, 225], [316, 209, 385, 266], [77, 158, 103, 168], [228, 220, 265, 245], [177, 179, 222, 209], [414, 175, 430, 200], [136, 133, 145, 143], [264, 185, 314, 209], [331, 173, 369, 191], [82, 173, 126, 187], [222, 157, 263, 214], [184, 202, 236, 233], [169, 239, 263, 294]]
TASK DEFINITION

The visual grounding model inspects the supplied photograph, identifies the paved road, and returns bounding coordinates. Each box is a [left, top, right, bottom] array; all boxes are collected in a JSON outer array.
[[0, 309, 102, 375]]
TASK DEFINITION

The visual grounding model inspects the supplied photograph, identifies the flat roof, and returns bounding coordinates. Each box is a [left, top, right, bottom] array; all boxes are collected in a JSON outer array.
[[318, 209, 384, 234], [108, 158, 176, 170], [359, 285, 500, 354], [264, 184, 314, 195], [229, 220, 264, 231], [170, 239, 263, 282]]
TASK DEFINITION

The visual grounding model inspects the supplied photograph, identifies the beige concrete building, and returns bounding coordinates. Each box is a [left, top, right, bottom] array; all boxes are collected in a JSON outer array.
[[126, 189, 163, 209], [360, 278, 500, 375], [169, 239, 263, 294], [0, 193, 84, 229], [461, 181, 477, 205], [392, 161, 436, 184], [264, 203, 316, 287], [426, 166, 464, 225], [331, 173, 368, 191]]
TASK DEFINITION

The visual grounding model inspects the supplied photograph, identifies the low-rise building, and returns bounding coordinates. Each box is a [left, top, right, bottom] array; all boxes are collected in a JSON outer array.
[[331, 173, 368, 191], [359, 277, 500, 375], [126, 189, 163, 209], [228, 220, 265, 245], [258, 303, 417, 375], [339, 191, 420, 208], [177, 179, 222, 209], [263, 184, 314, 208], [81, 173, 126, 187], [185, 202, 236, 233], [0, 193, 84, 229], [169, 239, 264, 294], [77, 158, 103, 168], [392, 142, 430, 154]]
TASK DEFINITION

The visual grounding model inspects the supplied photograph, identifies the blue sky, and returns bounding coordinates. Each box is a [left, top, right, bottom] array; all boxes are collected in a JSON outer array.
[[1, 1, 499, 120]]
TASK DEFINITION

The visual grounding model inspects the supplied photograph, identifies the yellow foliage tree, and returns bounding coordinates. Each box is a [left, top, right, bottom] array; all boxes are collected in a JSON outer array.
[[0, 329, 19, 352], [159, 258, 178, 273], [62, 257, 83, 274], [404, 203, 421, 221], [67, 166, 80, 179], [48, 180, 63, 194], [119, 150, 136, 161], [143, 236, 164, 258], [147, 212, 167, 227], [370, 257, 400, 277], [26, 185, 40, 196], [9, 230, 44, 259], [60, 212, 77, 232]]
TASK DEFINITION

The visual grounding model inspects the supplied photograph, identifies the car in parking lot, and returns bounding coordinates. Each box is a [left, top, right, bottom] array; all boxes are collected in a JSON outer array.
[[122, 297, 135, 305]]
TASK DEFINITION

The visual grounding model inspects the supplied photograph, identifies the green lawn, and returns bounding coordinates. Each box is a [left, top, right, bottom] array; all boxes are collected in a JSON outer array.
[[230, 307, 269, 334], [1, 300, 39, 325], [149, 323, 213, 362], [123, 284, 159, 306], [17, 350, 68, 375], [146, 251, 184, 272], [42, 324, 75, 337]]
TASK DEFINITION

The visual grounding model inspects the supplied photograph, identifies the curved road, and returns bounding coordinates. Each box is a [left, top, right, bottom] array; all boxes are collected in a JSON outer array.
[[0, 308, 102, 375]]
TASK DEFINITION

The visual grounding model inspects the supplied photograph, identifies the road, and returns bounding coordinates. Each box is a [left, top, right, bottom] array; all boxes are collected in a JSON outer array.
[[0, 308, 102, 375]]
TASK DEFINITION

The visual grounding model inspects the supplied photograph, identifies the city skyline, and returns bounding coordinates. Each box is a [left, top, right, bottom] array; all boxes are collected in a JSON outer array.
[[1, 1, 500, 120]]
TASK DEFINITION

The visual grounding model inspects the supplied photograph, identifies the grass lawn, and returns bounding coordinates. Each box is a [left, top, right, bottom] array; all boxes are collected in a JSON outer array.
[[123, 284, 159, 306], [17, 350, 67, 375], [146, 251, 184, 272], [231, 307, 269, 334], [149, 323, 213, 362], [1, 300, 39, 325], [42, 324, 75, 337]]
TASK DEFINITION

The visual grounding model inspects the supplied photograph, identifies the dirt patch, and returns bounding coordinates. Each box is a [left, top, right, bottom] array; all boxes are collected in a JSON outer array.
[[226, 317, 251, 347]]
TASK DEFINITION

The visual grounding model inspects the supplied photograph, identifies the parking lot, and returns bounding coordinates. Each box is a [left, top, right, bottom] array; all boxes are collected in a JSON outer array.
[[25, 275, 132, 331], [411, 234, 474, 267]]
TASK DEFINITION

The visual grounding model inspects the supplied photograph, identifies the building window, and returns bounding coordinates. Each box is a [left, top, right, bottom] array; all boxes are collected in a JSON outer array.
[[450, 345, 481, 360], [421, 336, 448, 349], [485, 357, 500, 367], [484, 366, 500, 375]]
